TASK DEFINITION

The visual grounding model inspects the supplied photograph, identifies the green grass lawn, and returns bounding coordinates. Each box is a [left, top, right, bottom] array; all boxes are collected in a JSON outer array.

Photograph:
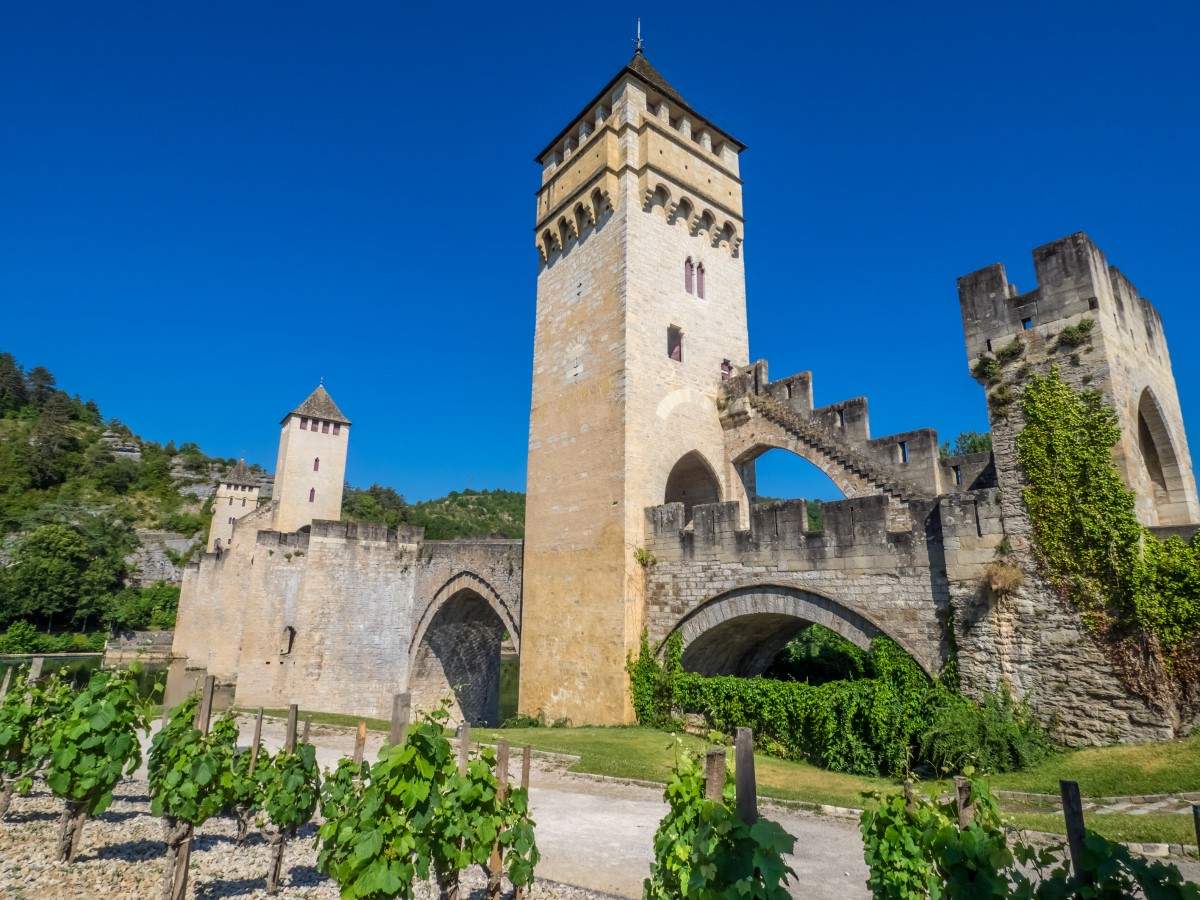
[[990, 731, 1200, 797]]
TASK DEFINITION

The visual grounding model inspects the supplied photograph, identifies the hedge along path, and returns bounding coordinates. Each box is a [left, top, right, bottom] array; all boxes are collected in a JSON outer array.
[[163, 675, 216, 900]]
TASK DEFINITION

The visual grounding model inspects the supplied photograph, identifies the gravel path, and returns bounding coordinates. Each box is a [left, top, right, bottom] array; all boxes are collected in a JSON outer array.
[[0, 781, 611, 899]]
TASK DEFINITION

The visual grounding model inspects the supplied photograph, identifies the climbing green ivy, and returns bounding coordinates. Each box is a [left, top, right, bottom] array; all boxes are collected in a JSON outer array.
[[1016, 370, 1200, 653]]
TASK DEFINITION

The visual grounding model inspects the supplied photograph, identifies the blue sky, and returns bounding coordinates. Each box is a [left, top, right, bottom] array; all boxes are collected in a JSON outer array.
[[3, 2, 1198, 501]]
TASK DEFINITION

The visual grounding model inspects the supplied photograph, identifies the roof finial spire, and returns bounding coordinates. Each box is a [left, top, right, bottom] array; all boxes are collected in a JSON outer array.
[[634, 17, 643, 54], [319, 375, 325, 386]]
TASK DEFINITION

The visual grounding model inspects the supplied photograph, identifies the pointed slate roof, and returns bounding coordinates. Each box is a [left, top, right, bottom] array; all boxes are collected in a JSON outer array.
[[535, 49, 745, 163], [223, 458, 258, 488], [283, 384, 351, 426]]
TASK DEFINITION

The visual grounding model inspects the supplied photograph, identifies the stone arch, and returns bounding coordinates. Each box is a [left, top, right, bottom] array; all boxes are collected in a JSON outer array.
[[731, 439, 870, 500], [662, 583, 935, 677], [410, 571, 519, 657], [664, 450, 721, 523], [1136, 388, 1187, 519]]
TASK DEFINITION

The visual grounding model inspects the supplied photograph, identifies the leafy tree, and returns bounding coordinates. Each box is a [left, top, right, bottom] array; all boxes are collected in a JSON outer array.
[[27, 395, 77, 488], [25, 366, 57, 408], [106, 582, 181, 631], [940, 430, 993, 459], [44, 666, 156, 861], [0, 353, 28, 414]]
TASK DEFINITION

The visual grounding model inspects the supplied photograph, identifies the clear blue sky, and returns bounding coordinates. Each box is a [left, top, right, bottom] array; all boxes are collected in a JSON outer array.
[[3, 2, 1198, 501]]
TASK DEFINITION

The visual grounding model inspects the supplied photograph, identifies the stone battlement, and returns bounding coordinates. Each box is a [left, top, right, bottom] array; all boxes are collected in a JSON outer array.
[[645, 494, 936, 569], [958, 231, 1169, 362]]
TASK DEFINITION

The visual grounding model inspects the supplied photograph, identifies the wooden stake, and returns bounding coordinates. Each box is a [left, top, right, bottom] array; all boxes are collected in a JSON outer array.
[[456, 721, 470, 775], [352, 720, 368, 766], [520, 745, 531, 791], [734, 728, 758, 825], [301, 715, 311, 744], [285, 704, 298, 752], [1059, 780, 1091, 886], [193, 675, 216, 731], [953, 776, 973, 828], [0, 667, 12, 702], [248, 708, 264, 776], [388, 692, 410, 748], [487, 741, 510, 899], [28, 657, 43, 682], [1192, 804, 1199, 858], [704, 749, 726, 802]]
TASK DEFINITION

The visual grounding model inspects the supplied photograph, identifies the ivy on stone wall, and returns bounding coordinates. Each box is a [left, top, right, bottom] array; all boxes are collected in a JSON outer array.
[[1015, 369, 1200, 655]]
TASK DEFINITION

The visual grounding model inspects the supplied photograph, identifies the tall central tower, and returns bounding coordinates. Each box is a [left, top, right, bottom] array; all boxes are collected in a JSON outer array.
[[520, 51, 750, 724]]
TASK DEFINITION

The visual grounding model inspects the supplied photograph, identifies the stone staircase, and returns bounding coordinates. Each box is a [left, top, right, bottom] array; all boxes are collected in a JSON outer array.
[[748, 393, 932, 504]]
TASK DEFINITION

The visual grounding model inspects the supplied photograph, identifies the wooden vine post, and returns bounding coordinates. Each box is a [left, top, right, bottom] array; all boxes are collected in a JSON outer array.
[[513, 745, 533, 900], [388, 692, 410, 748], [705, 748, 726, 801], [487, 740, 510, 900], [734, 727, 758, 825], [456, 721, 470, 775], [953, 776, 974, 828], [1059, 780, 1093, 888], [352, 719, 368, 767], [301, 714, 311, 744], [265, 705, 299, 895], [1193, 804, 1200, 856], [0, 666, 12, 702], [27, 656, 43, 683], [164, 675, 215, 900]]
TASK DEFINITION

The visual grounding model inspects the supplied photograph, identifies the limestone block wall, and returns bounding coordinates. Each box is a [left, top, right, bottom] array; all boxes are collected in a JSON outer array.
[[642, 494, 951, 676], [273, 416, 349, 534]]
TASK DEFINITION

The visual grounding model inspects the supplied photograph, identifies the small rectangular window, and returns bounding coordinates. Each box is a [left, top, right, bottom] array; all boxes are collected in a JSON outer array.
[[333, 423, 341, 435], [321, 420, 330, 433], [898, 440, 909, 464], [952, 464, 962, 486], [1021, 317, 1033, 330], [838, 409, 846, 429], [1088, 297, 1099, 310], [300, 417, 308, 430], [667, 326, 683, 362], [985, 339, 993, 352]]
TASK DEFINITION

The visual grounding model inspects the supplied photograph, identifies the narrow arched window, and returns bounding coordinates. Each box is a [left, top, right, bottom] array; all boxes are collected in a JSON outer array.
[[684, 258, 694, 294], [696, 263, 706, 299], [313, 457, 320, 472], [309, 488, 316, 503]]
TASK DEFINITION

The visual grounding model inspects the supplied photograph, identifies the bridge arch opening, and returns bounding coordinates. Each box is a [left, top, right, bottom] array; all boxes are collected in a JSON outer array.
[[664, 451, 721, 523], [410, 588, 516, 727], [669, 584, 933, 679]]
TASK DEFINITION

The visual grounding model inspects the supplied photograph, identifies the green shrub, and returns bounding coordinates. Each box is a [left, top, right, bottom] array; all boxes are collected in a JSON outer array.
[[995, 339, 1024, 364], [1055, 317, 1095, 349], [630, 634, 1051, 777], [645, 747, 795, 899], [971, 356, 1002, 386]]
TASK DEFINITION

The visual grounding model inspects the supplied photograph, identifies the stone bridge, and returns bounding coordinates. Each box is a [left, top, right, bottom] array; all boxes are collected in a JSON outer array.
[[642, 495, 961, 676]]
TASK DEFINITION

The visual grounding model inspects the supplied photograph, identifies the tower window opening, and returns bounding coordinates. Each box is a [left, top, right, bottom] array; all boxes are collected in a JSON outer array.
[[228, 517, 235, 525], [1088, 297, 1099, 310], [684, 258, 694, 294], [953, 464, 962, 486], [696, 263, 706, 299], [838, 409, 846, 429], [280, 625, 296, 656], [333, 423, 341, 435], [321, 420, 330, 433], [241, 498, 246, 507], [309, 488, 316, 503], [898, 440, 910, 464], [986, 339, 993, 352], [668, 326, 683, 362], [313, 457, 320, 472], [228, 497, 233, 505], [300, 417, 308, 430], [1022, 317, 1033, 330]]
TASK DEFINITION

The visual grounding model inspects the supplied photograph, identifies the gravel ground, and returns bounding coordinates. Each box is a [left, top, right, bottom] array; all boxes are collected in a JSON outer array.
[[0, 780, 616, 899]]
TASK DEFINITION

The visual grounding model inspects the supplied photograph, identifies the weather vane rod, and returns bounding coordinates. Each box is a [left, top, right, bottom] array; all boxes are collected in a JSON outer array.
[[635, 17, 643, 53]]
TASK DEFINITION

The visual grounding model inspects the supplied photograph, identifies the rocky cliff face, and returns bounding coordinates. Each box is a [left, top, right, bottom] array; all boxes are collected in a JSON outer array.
[[125, 529, 197, 585]]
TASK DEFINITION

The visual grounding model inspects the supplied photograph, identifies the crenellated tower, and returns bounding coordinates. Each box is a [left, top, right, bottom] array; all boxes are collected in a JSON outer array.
[[959, 232, 1198, 527], [206, 458, 261, 552], [272, 384, 351, 533], [521, 50, 751, 724]]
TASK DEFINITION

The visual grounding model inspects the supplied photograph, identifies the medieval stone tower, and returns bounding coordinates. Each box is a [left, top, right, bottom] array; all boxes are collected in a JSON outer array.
[[520, 50, 751, 725], [272, 385, 351, 533], [959, 232, 1199, 527], [206, 458, 260, 552]]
